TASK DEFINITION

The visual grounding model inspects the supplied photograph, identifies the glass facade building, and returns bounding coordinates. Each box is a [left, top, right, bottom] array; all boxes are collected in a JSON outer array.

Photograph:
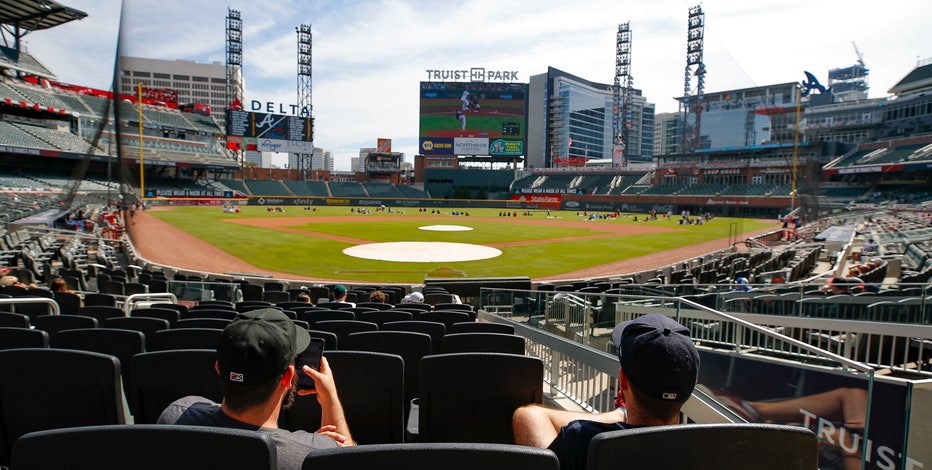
[[528, 67, 653, 168]]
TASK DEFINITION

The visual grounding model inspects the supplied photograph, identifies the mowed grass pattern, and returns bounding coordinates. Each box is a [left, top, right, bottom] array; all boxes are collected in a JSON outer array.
[[148, 206, 776, 283]]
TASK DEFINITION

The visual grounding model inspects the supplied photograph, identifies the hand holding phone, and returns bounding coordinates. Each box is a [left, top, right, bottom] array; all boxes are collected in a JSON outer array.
[[296, 338, 325, 390]]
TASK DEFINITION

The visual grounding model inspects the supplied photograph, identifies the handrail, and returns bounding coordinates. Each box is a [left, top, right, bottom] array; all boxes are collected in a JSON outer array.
[[122, 292, 178, 316], [0, 297, 60, 315], [671, 294, 876, 374]]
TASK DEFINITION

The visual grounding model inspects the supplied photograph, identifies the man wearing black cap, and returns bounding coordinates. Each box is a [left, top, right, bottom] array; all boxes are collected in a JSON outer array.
[[512, 313, 699, 470], [158, 308, 354, 470]]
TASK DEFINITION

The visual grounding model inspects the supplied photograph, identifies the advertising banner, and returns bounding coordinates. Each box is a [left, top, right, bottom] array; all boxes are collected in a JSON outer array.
[[454, 137, 489, 155], [697, 351, 920, 470], [420, 137, 455, 155]]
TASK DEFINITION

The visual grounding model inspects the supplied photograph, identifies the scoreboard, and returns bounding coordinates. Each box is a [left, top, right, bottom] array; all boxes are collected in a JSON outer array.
[[226, 110, 313, 141]]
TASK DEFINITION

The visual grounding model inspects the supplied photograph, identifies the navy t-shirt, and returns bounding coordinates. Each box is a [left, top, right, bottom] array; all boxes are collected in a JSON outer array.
[[548, 420, 640, 470]]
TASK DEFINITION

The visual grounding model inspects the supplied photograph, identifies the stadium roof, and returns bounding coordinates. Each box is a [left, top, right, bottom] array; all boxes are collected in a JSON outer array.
[[0, 0, 87, 33]]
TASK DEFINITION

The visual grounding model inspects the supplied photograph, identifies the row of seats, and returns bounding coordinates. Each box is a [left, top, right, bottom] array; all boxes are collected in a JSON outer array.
[[0, 345, 543, 465], [7, 421, 817, 470]]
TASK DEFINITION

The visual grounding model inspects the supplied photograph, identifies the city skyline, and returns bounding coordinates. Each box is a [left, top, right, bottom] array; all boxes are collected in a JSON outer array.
[[22, 0, 932, 170]]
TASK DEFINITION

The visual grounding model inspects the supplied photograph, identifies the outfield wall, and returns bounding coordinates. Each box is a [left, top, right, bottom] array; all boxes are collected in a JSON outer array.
[[154, 193, 789, 217]]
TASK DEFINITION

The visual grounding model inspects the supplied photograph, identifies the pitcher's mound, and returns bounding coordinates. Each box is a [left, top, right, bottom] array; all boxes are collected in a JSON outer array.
[[343, 242, 501, 262]]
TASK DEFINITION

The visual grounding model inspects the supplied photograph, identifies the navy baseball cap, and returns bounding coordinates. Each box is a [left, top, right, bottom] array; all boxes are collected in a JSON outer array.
[[217, 308, 310, 384], [611, 314, 699, 401]]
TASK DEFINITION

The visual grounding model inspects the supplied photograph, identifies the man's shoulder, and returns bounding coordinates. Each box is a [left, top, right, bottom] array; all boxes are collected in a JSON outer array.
[[564, 419, 631, 440], [157, 395, 220, 425]]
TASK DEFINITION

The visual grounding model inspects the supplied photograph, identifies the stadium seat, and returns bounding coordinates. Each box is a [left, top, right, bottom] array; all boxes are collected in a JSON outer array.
[[279, 350, 404, 444], [0, 348, 126, 466], [130, 349, 221, 424], [418, 353, 543, 444], [301, 442, 559, 470], [12, 424, 278, 470], [587, 423, 817, 470]]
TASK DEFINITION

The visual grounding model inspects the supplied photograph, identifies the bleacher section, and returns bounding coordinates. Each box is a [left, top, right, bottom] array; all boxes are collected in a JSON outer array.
[[243, 180, 293, 197], [0, 46, 55, 78], [219, 180, 250, 196], [283, 180, 329, 197], [397, 185, 429, 198], [364, 183, 404, 197], [328, 182, 369, 197]]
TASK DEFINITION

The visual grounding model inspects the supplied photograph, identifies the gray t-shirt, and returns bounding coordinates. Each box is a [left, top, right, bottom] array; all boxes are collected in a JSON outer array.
[[158, 396, 339, 470]]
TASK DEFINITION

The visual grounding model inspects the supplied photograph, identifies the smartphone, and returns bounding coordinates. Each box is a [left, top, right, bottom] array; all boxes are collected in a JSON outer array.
[[296, 338, 325, 390]]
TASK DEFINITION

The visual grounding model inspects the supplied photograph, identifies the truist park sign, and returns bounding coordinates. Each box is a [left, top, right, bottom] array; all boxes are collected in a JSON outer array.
[[425, 68, 519, 82]]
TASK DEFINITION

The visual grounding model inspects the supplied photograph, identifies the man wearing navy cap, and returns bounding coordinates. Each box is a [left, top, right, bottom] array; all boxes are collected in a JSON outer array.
[[159, 308, 354, 470], [513, 313, 700, 470]]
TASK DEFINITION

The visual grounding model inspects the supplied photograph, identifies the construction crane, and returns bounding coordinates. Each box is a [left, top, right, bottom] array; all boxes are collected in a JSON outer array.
[[852, 41, 864, 67]]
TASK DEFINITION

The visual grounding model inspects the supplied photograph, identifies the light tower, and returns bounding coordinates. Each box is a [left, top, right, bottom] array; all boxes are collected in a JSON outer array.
[[225, 8, 244, 169], [680, 5, 705, 153], [612, 22, 632, 167], [296, 24, 313, 179]]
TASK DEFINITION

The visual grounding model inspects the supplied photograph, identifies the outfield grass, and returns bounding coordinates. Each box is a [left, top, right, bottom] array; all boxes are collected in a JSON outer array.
[[148, 206, 776, 283]]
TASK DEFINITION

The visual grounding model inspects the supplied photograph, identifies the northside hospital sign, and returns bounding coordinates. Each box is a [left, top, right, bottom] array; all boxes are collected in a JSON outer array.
[[425, 68, 520, 82]]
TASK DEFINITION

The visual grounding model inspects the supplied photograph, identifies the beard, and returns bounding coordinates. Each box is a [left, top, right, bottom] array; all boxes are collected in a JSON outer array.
[[281, 371, 298, 410]]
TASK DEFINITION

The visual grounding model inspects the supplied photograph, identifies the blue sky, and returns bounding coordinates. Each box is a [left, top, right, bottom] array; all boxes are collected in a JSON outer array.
[[22, 0, 932, 170]]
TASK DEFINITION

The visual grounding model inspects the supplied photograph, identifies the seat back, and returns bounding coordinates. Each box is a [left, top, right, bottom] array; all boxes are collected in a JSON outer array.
[[0, 311, 30, 328], [263, 290, 291, 304], [357, 310, 413, 326], [151, 302, 188, 317], [130, 349, 221, 424], [440, 332, 526, 355], [382, 320, 446, 354], [78, 305, 125, 322], [0, 348, 125, 465], [181, 308, 237, 321], [415, 311, 471, 328], [587, 423, 818, 470], [0, 327, 49, 350], [102, 316, 170, 350], [345, 330, 432, 406], [174, 318, 232, 330], [149, 328, 223, 351], [295, 309, 356, 326], [279, 350, 404, 444], [84, 293, 117, 307], [311, 320, 378, 347], [130, 307, 180, 327], [301, 442, 559, 470], [52, 291, 82, 315], [356, 301, 393, 311], [308, 329, 339, 351], [418, 353, 542, 444], [12, 424, 277, 470], [31, 314, 98, 342], [52, 328, 145, 393], [447, 322, 516, 335]]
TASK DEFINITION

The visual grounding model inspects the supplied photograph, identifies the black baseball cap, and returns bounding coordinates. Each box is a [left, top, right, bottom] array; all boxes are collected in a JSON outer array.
[[217, 308, 310, 384], [611, 313, 699, 401]]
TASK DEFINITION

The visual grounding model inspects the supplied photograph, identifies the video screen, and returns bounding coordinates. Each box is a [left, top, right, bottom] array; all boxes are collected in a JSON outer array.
[[418, 81, 527, 156]]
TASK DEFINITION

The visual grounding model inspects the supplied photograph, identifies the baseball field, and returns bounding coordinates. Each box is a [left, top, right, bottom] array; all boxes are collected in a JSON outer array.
[[131, 205, 780, 284]]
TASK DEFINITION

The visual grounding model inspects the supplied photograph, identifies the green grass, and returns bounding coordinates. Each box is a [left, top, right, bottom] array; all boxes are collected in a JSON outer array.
[[147, 206, 776, 283]]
